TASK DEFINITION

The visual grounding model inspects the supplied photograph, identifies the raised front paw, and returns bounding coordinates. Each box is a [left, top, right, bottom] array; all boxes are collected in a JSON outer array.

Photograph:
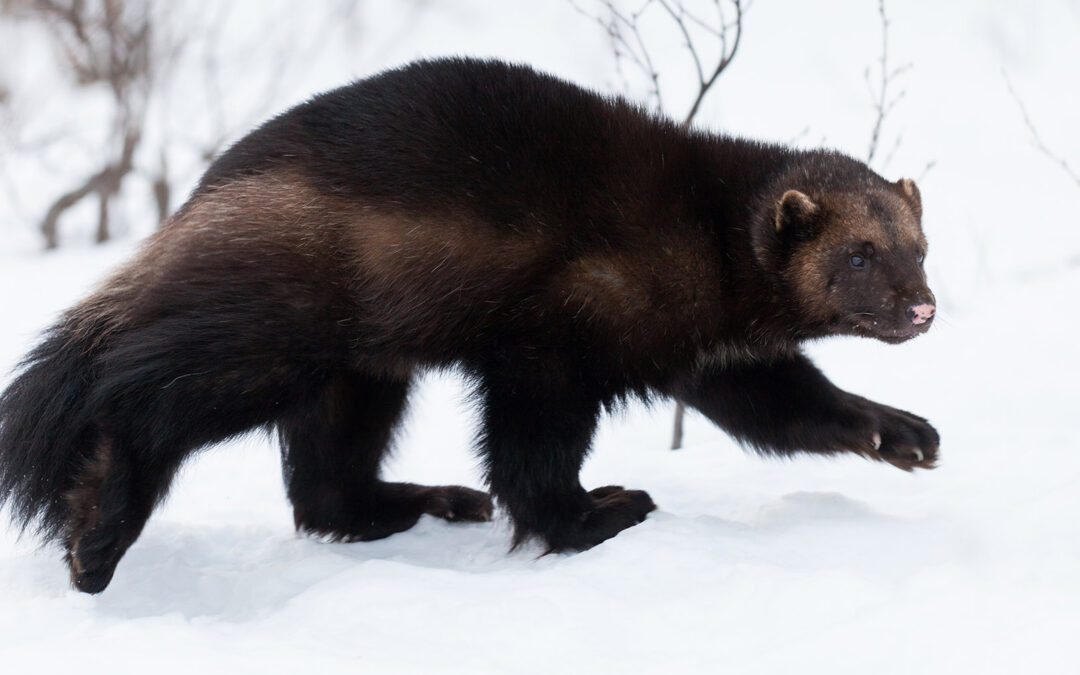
[[855, 401, 940, 471]]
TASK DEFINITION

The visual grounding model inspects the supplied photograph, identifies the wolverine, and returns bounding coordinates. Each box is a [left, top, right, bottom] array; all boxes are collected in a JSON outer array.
[[0, 58, 938, 593]]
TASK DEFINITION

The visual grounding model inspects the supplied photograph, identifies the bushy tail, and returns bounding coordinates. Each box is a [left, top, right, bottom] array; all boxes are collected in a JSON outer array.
[[0, 314, 107, 541]]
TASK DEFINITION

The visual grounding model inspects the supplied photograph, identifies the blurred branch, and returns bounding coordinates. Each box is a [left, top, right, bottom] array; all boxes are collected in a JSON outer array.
[[1003, 70, 1080, 190], [2, 0, 410, 247], [661, 0, 743, 127], [6, 0, 164, 247], [917, 159, 936, 182], [863, 0, 935, 188], [149, 148, 169, 224], [570, 0, 665, 109], [570, 0, 744, 125], [40, 128, 139, 247], [787, 125, 811, 145], [865, 0, 911, 167]]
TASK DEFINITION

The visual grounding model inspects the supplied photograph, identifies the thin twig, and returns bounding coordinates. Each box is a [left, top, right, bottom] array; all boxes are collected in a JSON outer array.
[[916, 159, 936, 182], [1003, 70, 1080, 189], [571, 0, 745, 122], [672, 400, 686, 450], [866, 0, 910, 165], [683, 0, 742, 126], [787, 125, 811, 145], [570, 0, 665, 108], [658, 0, 705, 87]]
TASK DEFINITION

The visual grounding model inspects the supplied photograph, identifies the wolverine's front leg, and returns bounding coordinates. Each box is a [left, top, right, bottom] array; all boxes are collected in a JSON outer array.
[[674, 351, 938, 470], [478, 360, 656, 552]]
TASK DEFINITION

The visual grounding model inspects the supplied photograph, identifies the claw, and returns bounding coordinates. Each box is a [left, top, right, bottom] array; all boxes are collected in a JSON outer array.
[[872, 432, 882, 450], [912, 448, 924, 463]]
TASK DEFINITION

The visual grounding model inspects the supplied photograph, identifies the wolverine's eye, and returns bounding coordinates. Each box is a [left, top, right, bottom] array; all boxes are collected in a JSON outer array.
[[849, 253, 867, 270]]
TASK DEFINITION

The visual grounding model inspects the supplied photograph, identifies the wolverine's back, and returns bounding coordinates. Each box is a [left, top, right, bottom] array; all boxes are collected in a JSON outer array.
[[198, 58, 684, 233]]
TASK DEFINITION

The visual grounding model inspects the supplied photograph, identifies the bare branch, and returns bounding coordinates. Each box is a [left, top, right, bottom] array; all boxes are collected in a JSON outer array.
[[615, 2, 664, 108], [15, 0, 161, 247], [787, 125, 811, 145], [679, 3, 724, 38], [40, 128, 138, 248], [1003, 70, 1080, 189], [658, 0, 705, 87], [672, 400, 686, 450], [574, 0, 743, 131], [683, 0, 742, 127], [916, 159, 936, 182], [881, 131, 903, 170], [150, 148, 170, 225], [570, 0, 665, 108], [866, 0, 910, 165]]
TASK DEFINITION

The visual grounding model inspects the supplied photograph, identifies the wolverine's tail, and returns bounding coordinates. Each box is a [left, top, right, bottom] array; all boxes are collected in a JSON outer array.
[[0, 310, 111, 541]]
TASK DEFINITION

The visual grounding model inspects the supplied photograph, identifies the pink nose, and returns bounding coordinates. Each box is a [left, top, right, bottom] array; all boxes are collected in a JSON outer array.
[[907, 303, 936, 325]]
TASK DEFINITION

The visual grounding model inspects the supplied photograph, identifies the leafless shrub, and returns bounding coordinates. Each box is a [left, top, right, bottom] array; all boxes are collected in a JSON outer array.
[[4, 0, 172, 248], [2, 0, 407, 249], [572, 0, 745, 128]]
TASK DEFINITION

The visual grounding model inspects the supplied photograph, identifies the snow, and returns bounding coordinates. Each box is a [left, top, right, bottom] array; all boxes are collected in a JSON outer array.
[[2, 1, 1079, 673]]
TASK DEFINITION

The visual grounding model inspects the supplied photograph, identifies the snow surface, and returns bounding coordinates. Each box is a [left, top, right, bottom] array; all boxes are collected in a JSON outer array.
[[2, 1, 1079, 673]]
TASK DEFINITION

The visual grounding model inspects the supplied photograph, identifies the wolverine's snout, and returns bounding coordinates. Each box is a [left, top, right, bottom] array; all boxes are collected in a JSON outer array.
[[906, 303, 935, 326]]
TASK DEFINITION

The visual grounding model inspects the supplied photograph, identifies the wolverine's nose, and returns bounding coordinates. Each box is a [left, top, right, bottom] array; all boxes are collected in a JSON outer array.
[[906, 303, 935, 325]]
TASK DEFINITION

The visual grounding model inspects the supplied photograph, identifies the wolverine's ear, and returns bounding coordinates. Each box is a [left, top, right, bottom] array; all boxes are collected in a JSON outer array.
[[896, 178, 922, 218], [775, 190, 819, 234]]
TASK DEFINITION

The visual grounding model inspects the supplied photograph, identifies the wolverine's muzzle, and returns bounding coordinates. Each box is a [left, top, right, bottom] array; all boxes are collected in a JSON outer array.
[[906, 303, 935, 326]]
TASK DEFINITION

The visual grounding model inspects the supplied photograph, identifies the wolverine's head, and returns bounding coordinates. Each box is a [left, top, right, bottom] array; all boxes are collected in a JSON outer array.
[[761, 170, 935, 343]]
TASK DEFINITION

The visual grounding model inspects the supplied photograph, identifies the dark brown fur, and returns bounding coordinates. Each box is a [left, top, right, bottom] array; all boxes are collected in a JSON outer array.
[[0, 58, 939, 593], [62, 438, 112, 579]]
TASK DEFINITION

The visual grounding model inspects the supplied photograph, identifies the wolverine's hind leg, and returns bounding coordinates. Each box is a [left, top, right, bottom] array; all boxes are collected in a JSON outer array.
[[63, 429, 183, 593], [279, 372, 492, 542]]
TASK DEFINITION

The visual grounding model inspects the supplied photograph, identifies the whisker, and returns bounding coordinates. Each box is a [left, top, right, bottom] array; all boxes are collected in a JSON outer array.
[[931, 310, 955, 328]]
